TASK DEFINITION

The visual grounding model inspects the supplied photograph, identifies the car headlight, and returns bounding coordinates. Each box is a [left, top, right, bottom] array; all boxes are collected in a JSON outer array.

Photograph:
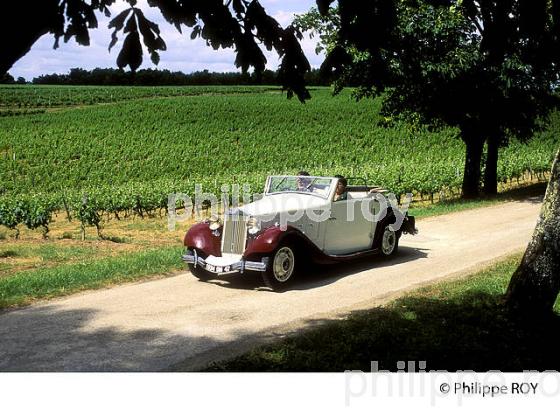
[[208, 215, 222, 231], [247, 217, 261, 235]]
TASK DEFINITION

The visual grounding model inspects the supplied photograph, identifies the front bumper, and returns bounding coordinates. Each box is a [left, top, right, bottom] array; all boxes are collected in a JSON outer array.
[[182, 251, 268, 275]]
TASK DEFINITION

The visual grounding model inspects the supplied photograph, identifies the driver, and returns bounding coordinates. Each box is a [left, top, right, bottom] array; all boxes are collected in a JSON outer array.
[[296, 170, 312, 192]]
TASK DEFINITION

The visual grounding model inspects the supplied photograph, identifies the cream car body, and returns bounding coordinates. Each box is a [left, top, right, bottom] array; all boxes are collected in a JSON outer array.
[[182, 175, 417, 290]]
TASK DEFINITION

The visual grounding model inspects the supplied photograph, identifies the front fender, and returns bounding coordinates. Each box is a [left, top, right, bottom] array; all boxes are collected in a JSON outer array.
[[243, 225, 300, 258], [184, 222, 222, 257]]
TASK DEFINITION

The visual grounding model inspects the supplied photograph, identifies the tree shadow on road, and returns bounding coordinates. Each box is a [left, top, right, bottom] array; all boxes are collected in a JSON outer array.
[[206, 288, 560, 372], [0, 304, 252, 371]]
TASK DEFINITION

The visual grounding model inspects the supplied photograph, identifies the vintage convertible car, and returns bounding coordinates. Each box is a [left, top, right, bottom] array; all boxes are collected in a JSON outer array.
[[182, 175, 417, 290]]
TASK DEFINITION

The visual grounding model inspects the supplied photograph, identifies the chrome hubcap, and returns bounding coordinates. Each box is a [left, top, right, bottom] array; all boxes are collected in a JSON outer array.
[[273, 247, 295, 282], [381, 228, 396, 255]]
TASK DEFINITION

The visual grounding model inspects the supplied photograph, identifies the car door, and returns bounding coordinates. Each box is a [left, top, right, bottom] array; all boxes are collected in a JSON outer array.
[[291, 211, 323, 249], [321, 197, 375, 255]]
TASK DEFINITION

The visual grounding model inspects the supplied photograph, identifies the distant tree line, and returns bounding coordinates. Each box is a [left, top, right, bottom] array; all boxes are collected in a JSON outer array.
[[6, 68, 328, 87], [1, 73, 26, 84]]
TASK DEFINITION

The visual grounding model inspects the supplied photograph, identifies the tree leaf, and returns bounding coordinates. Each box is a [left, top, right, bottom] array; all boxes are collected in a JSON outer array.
[[124, 12, 137, 33], [150, 51, 160, 65], [317, 0, 335, 16], [232, 0, 245, 17], [117, 31, 143, 71], [109, 31, 119, 51], [108, 8, 132, 31]]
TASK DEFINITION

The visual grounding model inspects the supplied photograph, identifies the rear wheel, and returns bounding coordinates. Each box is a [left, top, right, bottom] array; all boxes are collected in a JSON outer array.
[[261, 245, 296, 290], [380, 225, 399, 257]]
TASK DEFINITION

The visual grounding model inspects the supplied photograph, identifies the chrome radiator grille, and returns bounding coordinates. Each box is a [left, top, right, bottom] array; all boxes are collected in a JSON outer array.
[[221, 216, 247, 255]]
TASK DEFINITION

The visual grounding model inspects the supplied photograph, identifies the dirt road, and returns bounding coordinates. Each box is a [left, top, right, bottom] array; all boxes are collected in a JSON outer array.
[[0, 198, 542, 371]]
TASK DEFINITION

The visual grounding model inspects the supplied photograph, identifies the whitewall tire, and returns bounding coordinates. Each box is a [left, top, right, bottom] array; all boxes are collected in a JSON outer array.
[[262, 245, 296, 290]]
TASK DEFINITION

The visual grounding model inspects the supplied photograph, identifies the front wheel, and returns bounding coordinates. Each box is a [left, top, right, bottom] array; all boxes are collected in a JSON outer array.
[[380, 225, 399, 257], [187, 249, 216, 281], [261, 245, 296, 290], [189, 264, 217, 281]]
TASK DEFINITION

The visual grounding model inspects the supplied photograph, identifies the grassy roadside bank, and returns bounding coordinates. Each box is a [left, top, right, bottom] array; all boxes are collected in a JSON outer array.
[[206, 254, 560, 371], [0, 246, 183, 309]]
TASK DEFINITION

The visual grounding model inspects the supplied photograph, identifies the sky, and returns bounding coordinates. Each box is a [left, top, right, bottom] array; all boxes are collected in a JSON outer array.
[[9, 0, 323, 81]]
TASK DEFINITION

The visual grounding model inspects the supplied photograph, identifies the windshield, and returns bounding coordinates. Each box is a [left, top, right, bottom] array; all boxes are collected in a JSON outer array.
[[265, 176, 334, 199]]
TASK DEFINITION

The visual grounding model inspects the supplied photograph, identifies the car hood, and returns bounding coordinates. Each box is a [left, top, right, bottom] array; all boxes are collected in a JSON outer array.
[[239, 193, 329, 217]]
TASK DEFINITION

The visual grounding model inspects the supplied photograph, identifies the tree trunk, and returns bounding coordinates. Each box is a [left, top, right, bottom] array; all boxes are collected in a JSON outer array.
[[461, 135, 485, 199], [483, 136, 499, 196], [505, 148, 560, 316]]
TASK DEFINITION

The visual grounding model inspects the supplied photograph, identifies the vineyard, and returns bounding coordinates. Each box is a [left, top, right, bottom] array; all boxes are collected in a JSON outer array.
[[0, 85, 557, 237], [0, 84, 268, 108]]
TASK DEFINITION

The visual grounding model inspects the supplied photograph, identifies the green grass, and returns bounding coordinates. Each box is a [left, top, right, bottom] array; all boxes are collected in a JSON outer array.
[[0, 246, 184, 308], [206, 253, 560, 372], [27, 243, 97, 262], [0, 242, 99, 271], [0, 249, 19, 258]]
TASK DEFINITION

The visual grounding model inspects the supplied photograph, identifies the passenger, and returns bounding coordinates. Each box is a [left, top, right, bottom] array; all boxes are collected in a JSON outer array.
[[334, 175, 348, 201], [368, 187, 388, 195]]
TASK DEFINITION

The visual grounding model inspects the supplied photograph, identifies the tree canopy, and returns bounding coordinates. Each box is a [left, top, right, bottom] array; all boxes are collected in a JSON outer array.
[[1, 0, 312, 101], [305, 0, 560, 197]]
